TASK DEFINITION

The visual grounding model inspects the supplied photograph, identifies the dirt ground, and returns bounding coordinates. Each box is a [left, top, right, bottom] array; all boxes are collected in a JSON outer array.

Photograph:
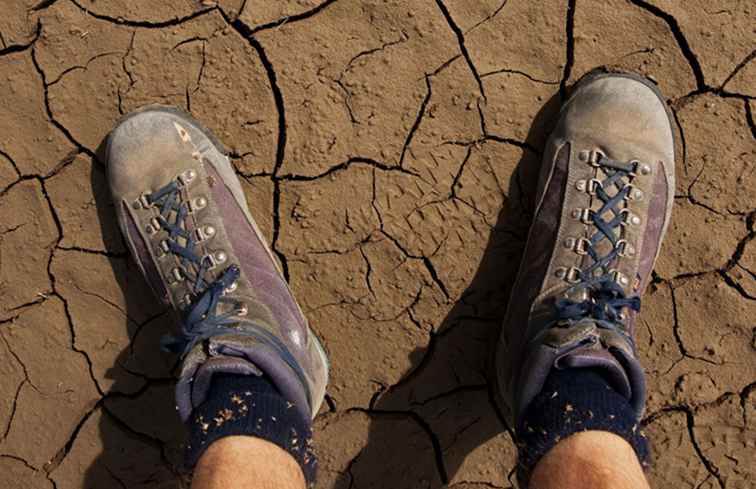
[[0, 0, 754, 488]]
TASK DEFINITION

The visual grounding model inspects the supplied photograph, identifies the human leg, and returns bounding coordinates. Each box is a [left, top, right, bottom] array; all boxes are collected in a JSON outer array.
[[192, 437, 305, 489], [529, 431, 650, 489]]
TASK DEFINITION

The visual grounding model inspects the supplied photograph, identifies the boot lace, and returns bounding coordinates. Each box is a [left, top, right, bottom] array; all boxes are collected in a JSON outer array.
[[143, 179, 247, 356], [554, 153, 647, 329]]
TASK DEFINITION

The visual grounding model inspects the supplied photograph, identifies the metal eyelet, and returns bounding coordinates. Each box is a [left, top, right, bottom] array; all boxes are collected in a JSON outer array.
[[133, 193, 153, 210], [214, 251, 227, 264], [237, 304, 248, 316], [156, 240, 170, 258], [202, 254, 218, 270], [587, 178, 602, 195], [196, 225, 216, 241], [624, 184, 643, 201], [609, 269, 629, 286], [617, 240, 635, 257], [178, 169, 197, 186], [578, 151, 590, 162], [225, 281, 238, 294], [576, 179, 587, 191], [190, 196, 207, 212], [555, 267, 582, 283], [637, 162, 652, 175], [577, 208, 592, 224], [563, 237, 576, 249], [565, 267, 582, 283], [574, 237, 590, 255], [620, 209, 641, 226], [146, 217, 161, 235], [589, 150, 606, 167], [169, 267, 184, 284]]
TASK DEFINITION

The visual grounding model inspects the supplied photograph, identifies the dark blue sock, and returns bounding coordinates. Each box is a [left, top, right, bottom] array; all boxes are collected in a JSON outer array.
[[516, 368, 648, 486], [185, 374, 316, 485]]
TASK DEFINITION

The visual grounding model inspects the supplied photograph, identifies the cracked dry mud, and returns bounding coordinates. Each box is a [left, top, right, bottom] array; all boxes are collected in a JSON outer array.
[[0, 1, 753, 488]]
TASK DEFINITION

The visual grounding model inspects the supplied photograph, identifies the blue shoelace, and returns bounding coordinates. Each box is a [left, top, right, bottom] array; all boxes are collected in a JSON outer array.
[[145, 180, 245, 356], [554, 155, 642, 328]]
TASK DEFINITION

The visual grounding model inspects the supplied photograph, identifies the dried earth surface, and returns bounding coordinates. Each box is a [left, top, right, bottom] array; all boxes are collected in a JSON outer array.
[[0, 1, 754, 489]]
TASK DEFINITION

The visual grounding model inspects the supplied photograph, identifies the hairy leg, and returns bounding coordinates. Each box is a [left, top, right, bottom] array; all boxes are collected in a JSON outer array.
[[529, 431, 650, 489], [191, 437, 306, 489]]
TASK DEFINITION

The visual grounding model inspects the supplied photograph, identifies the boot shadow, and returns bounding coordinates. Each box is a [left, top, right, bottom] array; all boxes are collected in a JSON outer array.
[[330, 91, 561, 489], [82, 141, 185, 489]]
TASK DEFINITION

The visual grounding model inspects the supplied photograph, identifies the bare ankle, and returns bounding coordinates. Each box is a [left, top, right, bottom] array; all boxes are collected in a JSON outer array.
[[191, 436, 306, 489], [529, 431, 650, 489]]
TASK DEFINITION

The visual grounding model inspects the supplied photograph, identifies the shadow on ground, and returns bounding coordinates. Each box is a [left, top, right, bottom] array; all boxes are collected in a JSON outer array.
[[331, 92, 561, 489], [85, 141, 185, 489], [82, 89, 561, 488]]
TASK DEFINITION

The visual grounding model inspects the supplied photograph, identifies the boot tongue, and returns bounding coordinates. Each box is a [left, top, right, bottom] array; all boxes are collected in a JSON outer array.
[[555, 344, 632, 399]]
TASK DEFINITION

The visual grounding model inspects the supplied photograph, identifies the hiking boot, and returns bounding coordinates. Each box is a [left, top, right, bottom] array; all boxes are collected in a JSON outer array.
[[106, 106, 329, 424], [494, 70, 676, 427]]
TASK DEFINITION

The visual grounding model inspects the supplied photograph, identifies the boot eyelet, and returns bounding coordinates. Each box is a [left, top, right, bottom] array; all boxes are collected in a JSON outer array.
[[624, 185, 643, 201], [170, 268, 184, 284], [589, 150, 606, 167], [609, 270, 629, 286], [202, 254, 218, 270], [237, 304, 248, 316], [225, 281, 238, 294], [587, 178, 602, 195], [190, 196, 207, 212], [574, 237, 590, 255], [563, 237, 576, 249], [215, 251, 227, 264], [578, 208, 592, 224], [565, 267, 582, 284], [178, 169, 197, 186], [135, 193, 153, 210], [617, 240, 635, 257], [196, 225, 216, 241]]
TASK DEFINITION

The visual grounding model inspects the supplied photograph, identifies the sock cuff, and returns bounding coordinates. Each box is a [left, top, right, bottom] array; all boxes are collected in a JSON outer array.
[[515, 368, 649, 486], [185, 374, 317, 485]]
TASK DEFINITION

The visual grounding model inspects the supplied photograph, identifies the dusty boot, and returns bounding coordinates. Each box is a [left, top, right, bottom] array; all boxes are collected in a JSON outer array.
[[494, 69, 675, 429], [106, 106, 329, 430]]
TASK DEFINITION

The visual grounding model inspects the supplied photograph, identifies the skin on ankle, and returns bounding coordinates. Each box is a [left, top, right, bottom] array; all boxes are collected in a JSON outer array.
[[191, 436, 305, 489], [529, 430, 650, 489]]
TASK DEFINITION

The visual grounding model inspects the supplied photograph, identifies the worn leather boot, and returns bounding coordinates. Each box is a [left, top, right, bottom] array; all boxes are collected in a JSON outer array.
[[494, 69, 676, 427], [107, 106, 329, 425]]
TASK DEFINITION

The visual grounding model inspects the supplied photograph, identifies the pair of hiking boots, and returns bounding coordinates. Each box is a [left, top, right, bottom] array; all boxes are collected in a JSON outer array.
[[106, 70, 675, 434]]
